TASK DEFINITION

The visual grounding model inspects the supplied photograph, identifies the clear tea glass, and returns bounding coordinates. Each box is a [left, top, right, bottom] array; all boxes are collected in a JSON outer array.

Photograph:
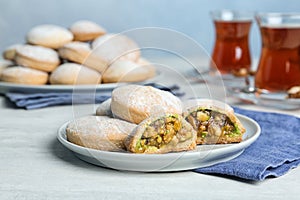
[[255, 13, 300, 91], [210, 10, 253, 74]]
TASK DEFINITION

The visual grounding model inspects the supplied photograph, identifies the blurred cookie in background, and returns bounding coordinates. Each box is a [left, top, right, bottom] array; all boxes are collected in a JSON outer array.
[[92, 34, 140, 63], [2, 44, 23, 60], [0, 60, 14, 75], [70, 20, 106, 41], [0, 66, 48, 85], [49, 63, 101, 85], [26, 24, 73, 49], [15, 44, 60, 72], [58, 41, 108, 73], [102, 60, 154, 83]]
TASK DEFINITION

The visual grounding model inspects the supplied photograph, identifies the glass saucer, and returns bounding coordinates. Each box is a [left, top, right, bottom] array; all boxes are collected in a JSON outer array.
[[227, 87, 300, 110]]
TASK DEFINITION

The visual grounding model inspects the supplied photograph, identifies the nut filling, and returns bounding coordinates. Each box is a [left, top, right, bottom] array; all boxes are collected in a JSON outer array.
[[135, 115, 190, 153], [186, 109, 240, 144]]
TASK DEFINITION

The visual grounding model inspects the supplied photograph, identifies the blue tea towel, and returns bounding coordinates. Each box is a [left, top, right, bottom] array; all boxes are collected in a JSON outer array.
[[6, 92, 111, 110], [5, 83, 184, 110], [194, 107, 300, 181]]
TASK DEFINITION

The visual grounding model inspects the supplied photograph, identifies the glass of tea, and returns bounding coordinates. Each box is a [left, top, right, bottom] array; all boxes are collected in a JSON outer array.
[[255, 13, 300, 92], [210, 10, 253, 75]]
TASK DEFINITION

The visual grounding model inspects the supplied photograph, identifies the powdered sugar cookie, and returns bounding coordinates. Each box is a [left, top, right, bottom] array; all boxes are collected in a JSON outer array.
[[49, 63, 101, 85], [27, 24, 73, 49], [70, 20, 106, 41], [66, 116, 136, 151], [92, 34, 140, 63], [135, 57, 156, 79], [96, 98, 113, 117], [0, 60, 13, 75], [2, 44, 23, 60], [58, 41, 90, 63], [102, 60, 154, 83], [0, 66, 48, 85], [15, 45, 60, 72], [111, 85, 183, 124], [58, 41, 108, 73]]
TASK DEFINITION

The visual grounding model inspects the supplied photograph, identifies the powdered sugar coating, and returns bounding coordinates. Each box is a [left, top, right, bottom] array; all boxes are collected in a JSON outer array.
[[16, 44, 60, 63], [66, 116, 136, 151], [62, 41, 91, 52], [92, 34, 140, 62], [0, 60, 13, 74], [111, 85, 183, 124], [70, 20, 106, 35], [2, 44, 23, 60], [0, 66, 48, 85], [27, 24, 73, 49], [67, 116, 135, 137], [102, 60, 151, 83], [49, 63, 101, 85]]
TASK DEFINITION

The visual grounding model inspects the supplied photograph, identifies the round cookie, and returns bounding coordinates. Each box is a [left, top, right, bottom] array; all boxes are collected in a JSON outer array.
[[111, 85, 183, 124], [58, 41, 108, 73], [26, 24, 73, 49], [0, 60, 13, 75], [15, 44, 60, 72], [96, 98, 113, 117], [92, 34, 140, 63], [102, 60, 154, 83], [0, 66, 48, 85], [70, 20, 106, 41], [58, 41, 90, 63], [135, 57, 156, 78], [49, 63, 101, 85], [2, 44, 23, 60], [66, 116, 137, 151]]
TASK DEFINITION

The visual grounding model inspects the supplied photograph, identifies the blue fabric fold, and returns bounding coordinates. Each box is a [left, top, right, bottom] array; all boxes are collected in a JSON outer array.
[[6, 92, 111, 110], [5, 83, 183, 110], [194, 107, 300, 181]]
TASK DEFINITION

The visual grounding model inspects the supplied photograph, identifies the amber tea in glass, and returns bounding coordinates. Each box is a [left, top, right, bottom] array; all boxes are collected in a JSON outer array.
[[210, 10, 252, 74], [255, 13, 300, 91]]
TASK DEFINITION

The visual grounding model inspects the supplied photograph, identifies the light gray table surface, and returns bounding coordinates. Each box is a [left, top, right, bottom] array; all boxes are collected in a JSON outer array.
[[0, 67, 300, 199]]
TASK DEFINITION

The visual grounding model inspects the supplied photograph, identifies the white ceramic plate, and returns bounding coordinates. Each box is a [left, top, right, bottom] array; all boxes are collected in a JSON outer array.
[[0, 71, 162, 94], [57, 114, 261, 172]]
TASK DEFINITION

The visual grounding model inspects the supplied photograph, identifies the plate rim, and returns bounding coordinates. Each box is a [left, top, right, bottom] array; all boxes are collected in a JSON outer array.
[[0, 70, 162, 94], [57, 113, 261, 163]]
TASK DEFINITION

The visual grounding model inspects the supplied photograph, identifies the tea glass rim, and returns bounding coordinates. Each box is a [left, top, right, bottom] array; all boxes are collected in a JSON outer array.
[[256, 12, 300, 18], [210, 10, 254, 21], [256, 12, 300, 26]]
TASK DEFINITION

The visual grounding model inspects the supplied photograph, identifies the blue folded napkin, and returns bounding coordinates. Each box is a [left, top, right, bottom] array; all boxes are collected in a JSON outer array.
[[194, 107, 300, 181], [6, 92, 111, 110], [5, 83, 184, 110]]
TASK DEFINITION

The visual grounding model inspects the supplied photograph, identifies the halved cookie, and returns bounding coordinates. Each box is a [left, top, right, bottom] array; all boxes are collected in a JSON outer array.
[[183, 99, 246, 144], [125, 114, 197, 154]]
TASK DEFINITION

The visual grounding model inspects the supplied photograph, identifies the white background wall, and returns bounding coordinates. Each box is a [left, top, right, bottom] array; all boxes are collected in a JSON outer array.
[[0, 0, 299, 60]]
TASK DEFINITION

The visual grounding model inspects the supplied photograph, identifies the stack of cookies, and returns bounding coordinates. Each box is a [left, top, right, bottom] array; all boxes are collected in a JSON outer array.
[[0, 20, 155, 85]]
